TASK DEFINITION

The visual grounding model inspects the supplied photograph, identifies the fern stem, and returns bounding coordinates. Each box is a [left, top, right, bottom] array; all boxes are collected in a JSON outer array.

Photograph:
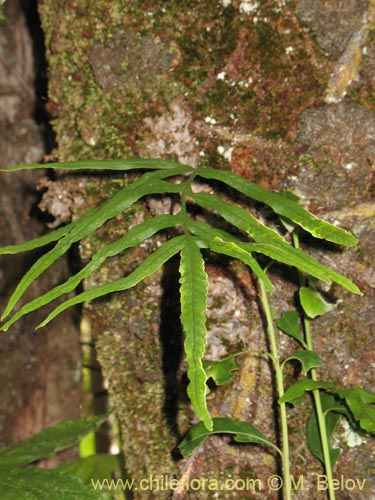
[[292, 231, 336, 500], [304, 320, 336, 500], [180, 169, 198, 221], [259, 278, 291, 500]]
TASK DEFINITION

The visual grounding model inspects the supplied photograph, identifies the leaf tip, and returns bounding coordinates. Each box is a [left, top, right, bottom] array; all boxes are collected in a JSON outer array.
[[36, 315, 52, 330]]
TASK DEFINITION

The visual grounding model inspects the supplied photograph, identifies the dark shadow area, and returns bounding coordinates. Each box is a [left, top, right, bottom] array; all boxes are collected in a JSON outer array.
[[158, 256, 185, 444], [20, 0, 56, 153]]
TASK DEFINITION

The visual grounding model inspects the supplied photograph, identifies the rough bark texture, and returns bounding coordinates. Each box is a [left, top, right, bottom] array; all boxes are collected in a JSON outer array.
[[0, 0, 81, 464], [37, 0, 375, 498]]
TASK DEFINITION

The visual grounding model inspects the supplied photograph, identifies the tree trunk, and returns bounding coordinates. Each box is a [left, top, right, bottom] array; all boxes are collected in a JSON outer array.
[[37, 0, 375, 498], [0, 0, 81, 465]]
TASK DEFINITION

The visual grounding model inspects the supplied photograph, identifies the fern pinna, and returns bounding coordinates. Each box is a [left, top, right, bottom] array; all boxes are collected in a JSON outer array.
[[0, 159, 360, 430]]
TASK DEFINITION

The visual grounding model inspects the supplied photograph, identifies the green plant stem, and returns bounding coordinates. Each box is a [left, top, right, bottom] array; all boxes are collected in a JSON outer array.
[[304, 318, 336, 500], [292, 231, 336, 500], [259, 278, 291, 500]]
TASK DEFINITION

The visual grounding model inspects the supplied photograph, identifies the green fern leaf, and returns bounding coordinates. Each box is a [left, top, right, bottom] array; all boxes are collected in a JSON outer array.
[[1, 215, 182, 329], [299, 287, 335, 318], [0, 414, 109, 467], [279, 379, 334, 405], [203, 354, 240, 386], [23, 235, 186, 331], [0, 223, 74, 255], [244, 242, 360, 294], [188, 219, 272, 292], [0, 157, 193, 173], [307, 393, 342, 467], [277, 310, 305, 346], [334, 387, 375, 434], [179, 417, 280, 457], [0, 468, 110, 500], [187, 218, 243, 245], [197, 167, 358, 247], [1, 171, 183, 320], [179, 235, 212, 430], [191, 191, 286, 244], [283, 350, 324, 375], [191, 192, 360, 294], [209, 237, 272, 293]]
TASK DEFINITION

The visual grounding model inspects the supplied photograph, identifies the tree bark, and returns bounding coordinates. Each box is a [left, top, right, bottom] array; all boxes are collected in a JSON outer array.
[[0, 0, 81, 465], [37, 0, 375, 497]]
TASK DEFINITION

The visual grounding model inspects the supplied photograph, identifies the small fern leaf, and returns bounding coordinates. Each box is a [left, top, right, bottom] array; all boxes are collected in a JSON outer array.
[[179, 418, 281, 457], [197, 167, 358, 247], [26, 236, 186, 331], [0, 158, 194, 174], [179, 235, 212, 430], [1, 171, 182, 319], [1, 215, 182, 330]]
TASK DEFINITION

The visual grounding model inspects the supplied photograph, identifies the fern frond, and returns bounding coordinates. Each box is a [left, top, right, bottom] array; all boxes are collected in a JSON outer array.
[[26, 235, 186, 331], [1, 170, 184, 320], [243, 242, 361, 294], [1, 215, 183, 330], [197, 167, 358, 247], [0, 158, 362, 434], [191, 191, 284, 244], [191, 192, 360, 294], [179, 234, 212, 430]]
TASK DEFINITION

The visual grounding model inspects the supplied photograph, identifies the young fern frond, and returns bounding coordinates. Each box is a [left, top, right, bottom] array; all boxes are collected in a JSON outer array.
[[0, 158, 361, 429]]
